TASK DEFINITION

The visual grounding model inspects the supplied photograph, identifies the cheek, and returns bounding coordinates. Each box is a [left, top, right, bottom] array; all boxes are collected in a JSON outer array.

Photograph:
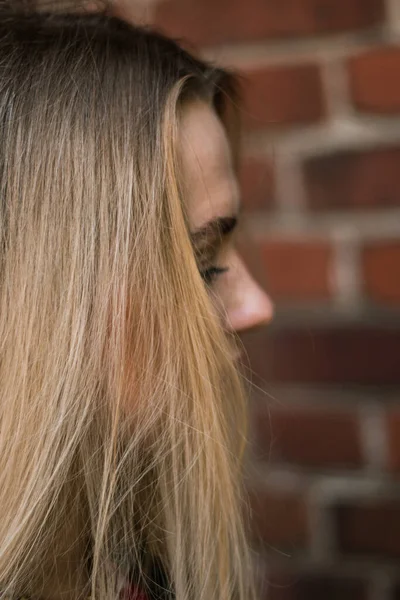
[[210, 252, 245, 325]]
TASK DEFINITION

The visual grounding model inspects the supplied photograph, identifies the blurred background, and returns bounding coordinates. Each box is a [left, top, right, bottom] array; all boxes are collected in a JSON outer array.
[[116, 0, 400, 598]]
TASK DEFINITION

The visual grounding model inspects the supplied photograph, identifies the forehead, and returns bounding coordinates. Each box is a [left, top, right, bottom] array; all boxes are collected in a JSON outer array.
[[177, 100, 240, 230]]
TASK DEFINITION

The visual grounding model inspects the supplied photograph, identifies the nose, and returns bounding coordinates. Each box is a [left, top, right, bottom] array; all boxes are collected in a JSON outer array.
[[224, 254, 274, 334], [228, 279, 274, 333]]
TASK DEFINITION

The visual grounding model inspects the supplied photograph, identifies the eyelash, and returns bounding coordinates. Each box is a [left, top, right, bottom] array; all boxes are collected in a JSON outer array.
[[200, 266, 229, 285]]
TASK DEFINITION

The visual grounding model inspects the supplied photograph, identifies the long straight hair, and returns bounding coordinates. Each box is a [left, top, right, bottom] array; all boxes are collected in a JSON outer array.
[[0, 6, 255, 600]]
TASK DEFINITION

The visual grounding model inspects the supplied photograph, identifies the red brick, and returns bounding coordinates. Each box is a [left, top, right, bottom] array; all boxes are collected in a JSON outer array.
[[260, 239, 333, 301], [252, 407, 363, 468], [335, 501, 400, 558], [349, 47, 400, 114], [153, 0, 385, 47], [362, 241, 400, 305], [248, 487, 308, 551], [304, 147, 400, 209], [240, 64, 325, 130], [243, 327, 400, 385], [386, 412, 400, 472], [239, 157, 275, 211], [265, 571, 367, 600]]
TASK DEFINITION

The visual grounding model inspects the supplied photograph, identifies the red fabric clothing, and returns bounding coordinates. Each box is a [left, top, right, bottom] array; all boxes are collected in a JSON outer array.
[[0, 580, 150, 599], [120, 582, 149, 600], [0, 588, 149, 600]]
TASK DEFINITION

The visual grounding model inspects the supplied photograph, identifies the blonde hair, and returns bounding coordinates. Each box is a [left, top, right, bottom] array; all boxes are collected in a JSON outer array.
[[0, 6, 255, 600]]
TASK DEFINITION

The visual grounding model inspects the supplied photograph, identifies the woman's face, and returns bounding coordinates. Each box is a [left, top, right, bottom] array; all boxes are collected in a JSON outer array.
[[178, 100, 274, 334]]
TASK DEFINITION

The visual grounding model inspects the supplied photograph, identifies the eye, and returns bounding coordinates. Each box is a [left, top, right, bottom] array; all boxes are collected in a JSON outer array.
[[200, 266, 229, 285]]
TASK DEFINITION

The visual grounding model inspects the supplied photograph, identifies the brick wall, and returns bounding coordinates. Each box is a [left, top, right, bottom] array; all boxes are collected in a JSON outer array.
[[117, 1, 400, 598]]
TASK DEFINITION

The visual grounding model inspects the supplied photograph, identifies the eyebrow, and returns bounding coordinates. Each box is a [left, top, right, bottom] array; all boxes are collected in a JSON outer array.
[[189, 214, 239, 268], [190, 215, 238, 242]]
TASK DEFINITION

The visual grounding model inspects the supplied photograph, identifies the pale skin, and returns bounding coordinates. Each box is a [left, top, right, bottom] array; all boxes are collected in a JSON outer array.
[[178, 99, 274, 335]]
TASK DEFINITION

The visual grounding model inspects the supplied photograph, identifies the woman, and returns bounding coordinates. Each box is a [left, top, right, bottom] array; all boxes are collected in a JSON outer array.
[[0, 3, 273, 599]]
